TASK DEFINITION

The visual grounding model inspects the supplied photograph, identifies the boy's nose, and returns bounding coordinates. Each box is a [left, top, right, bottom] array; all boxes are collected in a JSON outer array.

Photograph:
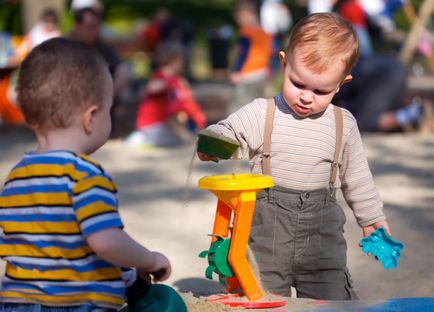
[[300, 91, 313, 104]]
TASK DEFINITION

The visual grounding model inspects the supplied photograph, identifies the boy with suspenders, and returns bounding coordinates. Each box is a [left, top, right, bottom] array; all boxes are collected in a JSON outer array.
[[198, 13, 391, 299]]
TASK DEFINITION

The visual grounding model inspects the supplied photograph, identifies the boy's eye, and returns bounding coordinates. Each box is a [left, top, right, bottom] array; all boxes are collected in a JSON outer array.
[[291, 80, 305, 89], [313, 89, 330, 95], [290, 78, 332, 95]]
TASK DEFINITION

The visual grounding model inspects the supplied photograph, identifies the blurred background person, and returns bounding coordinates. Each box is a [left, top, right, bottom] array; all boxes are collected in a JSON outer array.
[[139, 7, 194, 81], [308, 0, 337, 13], [230, 0, 272, 113], [0, 7, 61, 129], [333, 54, 424, 132], [207, 24, 233, 81], [152, 8, 194, 80], [336, 0, 373, 56], [333, 1, 425, 132], [260, 0, 292, 81], [360, 0, 405, 33], [125, 42, 206, 148], [71, 0, 104, 14], [139, 7, 171, 56], [70, 6, 130, 137], [26, 8, 61, 49]]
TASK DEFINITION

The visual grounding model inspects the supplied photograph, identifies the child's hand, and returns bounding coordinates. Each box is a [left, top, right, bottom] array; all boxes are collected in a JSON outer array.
[[176, 111, 188, 123], [138, 252, 171, 283], [146, 79, 167, 94], [197, 152, 219, 162], [362, 220, 391, 237]]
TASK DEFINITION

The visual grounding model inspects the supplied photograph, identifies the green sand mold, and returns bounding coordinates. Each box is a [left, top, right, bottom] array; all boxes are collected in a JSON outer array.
[[197, 130, 240, 160]]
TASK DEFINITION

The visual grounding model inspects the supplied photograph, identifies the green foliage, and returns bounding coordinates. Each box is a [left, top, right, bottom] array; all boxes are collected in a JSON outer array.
[[394, 0, 433, 31], [0, 1, 22, 35], [60, 10, 74, 35], [102, 0, 235, 38], [287, 0, 308, 24]]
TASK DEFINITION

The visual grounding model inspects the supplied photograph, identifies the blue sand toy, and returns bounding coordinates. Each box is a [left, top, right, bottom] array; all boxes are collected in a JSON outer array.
[[360, 228, 404, 270]]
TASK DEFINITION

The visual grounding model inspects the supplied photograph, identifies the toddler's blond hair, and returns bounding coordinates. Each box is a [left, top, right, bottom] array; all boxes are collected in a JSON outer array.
[[285, 13, 359, 76]]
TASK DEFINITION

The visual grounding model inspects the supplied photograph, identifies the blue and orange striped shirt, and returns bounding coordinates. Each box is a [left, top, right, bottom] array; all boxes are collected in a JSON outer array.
[[0, 151, 125, 309]]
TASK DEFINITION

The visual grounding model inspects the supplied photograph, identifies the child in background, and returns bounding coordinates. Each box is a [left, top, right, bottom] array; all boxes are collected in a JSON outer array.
[[260, 0, 292, 79], [126, 42, 206, 147], [0, 38, 171, 311], [336, 0, 373, 56], [230, 0, 272, 113], [27, 8, 61, 49], [198, 13, 391, 300]]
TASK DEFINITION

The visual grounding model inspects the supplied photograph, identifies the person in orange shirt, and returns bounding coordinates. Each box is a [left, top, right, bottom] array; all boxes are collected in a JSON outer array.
[[230, 0, 272, 113]]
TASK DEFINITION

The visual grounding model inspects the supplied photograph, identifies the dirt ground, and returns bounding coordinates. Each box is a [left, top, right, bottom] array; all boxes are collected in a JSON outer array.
[[0, 127, 433, 311]]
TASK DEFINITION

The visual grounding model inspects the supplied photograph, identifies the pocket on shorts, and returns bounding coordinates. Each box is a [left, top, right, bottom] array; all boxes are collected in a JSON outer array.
[[249, 197, 277, 263], [318, 200, 348, 270], [251, 196, 267, 228], [326, 194, 346, 230], [344, 269, 359, 300]]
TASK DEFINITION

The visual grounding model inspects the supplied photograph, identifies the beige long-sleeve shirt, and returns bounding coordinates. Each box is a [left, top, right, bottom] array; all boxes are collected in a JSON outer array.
[[207, 93, 385, 227]]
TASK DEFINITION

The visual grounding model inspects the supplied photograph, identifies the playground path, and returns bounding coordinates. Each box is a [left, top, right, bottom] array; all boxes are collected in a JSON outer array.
[[0, 128, 433, 310]]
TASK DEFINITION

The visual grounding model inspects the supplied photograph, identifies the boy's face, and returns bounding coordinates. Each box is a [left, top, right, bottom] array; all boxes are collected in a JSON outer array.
[[75, 12, 101, 45], [234, 9, 253, 27], [279, 50, 351, 118], [171, 57, 184, 76]]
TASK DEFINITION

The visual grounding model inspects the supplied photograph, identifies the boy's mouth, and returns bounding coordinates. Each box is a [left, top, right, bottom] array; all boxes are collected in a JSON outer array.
[[294, 104, 310, 115]]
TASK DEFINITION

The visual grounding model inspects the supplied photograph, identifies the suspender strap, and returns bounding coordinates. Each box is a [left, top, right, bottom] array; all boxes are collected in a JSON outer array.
[[262, 98, 276, 175], [330, 106, 343, 187]]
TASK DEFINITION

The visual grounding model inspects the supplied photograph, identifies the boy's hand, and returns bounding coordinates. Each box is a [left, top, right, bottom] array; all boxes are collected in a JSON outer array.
[[138, 252, 171, 282], [362, 220, 391, 237], [197, 152, 219, 162], [146, 79, 167, 94], [176, 111, 188, 123]]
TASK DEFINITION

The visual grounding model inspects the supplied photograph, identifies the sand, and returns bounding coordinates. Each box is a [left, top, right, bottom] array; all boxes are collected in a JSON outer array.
[[0, 127, 433, 311]]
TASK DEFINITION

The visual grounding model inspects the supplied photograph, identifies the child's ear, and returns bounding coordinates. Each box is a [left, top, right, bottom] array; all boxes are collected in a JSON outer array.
[[82, 105, 99, 135], [341, 74, 352, 86], [336, 74, 353, 93], [279, 51, 286, 70]]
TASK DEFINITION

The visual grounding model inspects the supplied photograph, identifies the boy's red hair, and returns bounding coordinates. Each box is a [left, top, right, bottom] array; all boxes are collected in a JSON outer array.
[[286, 13, 359, 76]]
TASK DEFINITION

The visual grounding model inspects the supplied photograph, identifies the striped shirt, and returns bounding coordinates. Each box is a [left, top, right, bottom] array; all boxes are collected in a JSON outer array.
[[207, 93, 385, 226], [0, 151, 125, 309]]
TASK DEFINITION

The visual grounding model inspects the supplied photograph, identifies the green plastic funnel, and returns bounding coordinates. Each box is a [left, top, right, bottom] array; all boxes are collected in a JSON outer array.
[[197, 129, 240, 160], [120, 277, 187, 312]]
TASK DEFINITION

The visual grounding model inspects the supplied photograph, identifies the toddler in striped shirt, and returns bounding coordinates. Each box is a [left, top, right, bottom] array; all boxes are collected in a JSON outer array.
[[0, 38, 171, 311], [198, 13, 391, 300]]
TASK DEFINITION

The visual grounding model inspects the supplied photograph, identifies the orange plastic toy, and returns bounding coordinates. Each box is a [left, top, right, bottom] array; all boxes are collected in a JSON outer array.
[[0, 71, 25, 125], [198, 173, 286, 309]]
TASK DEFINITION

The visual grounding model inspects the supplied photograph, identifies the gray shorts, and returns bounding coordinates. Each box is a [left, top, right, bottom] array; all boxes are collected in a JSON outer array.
[[249, 186, 358, 300]]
